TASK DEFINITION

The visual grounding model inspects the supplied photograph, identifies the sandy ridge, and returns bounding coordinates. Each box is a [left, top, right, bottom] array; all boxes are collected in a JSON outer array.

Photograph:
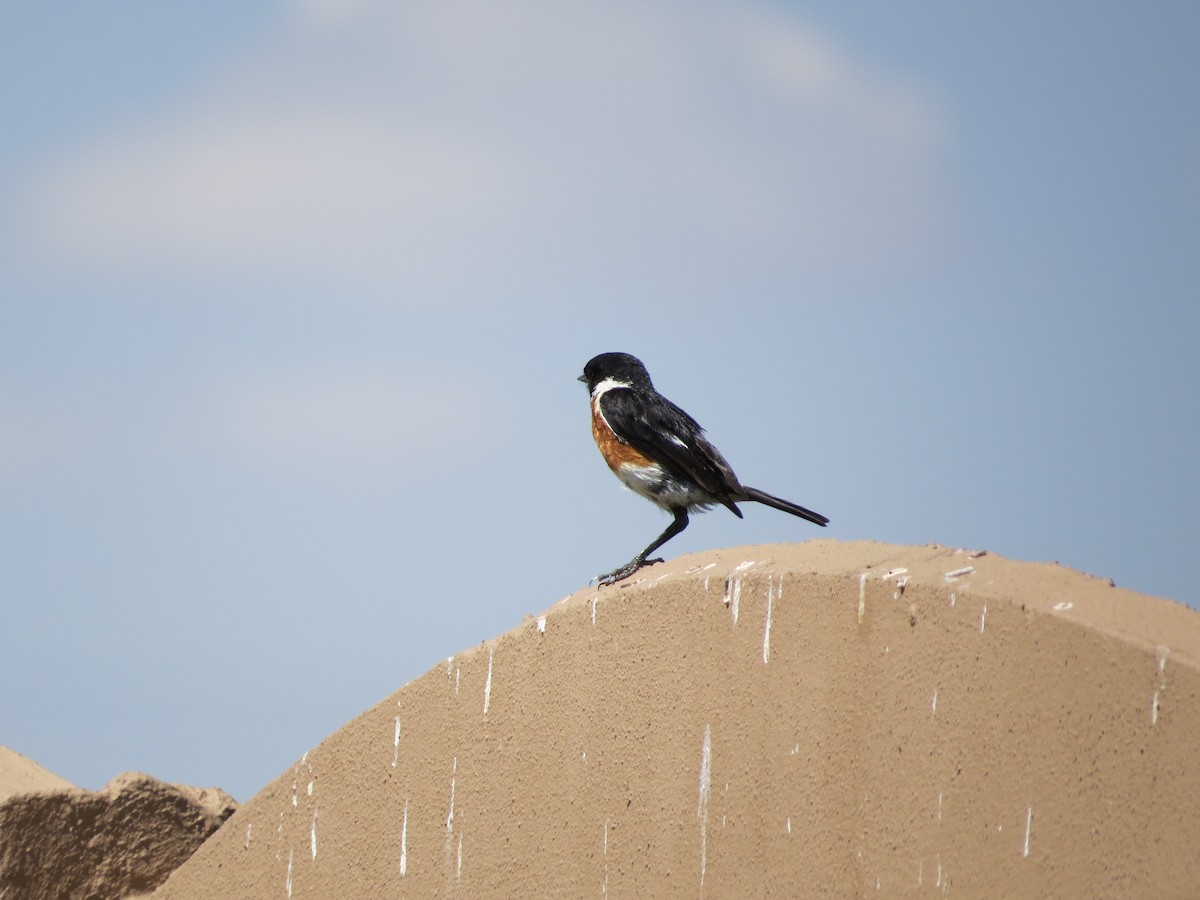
[[155, 539, 1200, 898]]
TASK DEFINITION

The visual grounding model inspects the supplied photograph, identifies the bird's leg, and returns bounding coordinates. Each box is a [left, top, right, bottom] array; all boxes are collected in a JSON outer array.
[[597, 508, 690, 587]]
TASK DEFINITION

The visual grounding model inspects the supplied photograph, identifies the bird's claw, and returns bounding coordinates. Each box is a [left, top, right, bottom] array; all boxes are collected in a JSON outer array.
[[596, 556, 664, 587]]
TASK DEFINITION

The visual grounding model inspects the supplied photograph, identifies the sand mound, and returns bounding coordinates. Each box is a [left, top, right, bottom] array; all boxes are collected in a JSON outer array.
[[0, 771, 236, 899], [0, 747, 75, 804], [155, 540, 1199, 897]]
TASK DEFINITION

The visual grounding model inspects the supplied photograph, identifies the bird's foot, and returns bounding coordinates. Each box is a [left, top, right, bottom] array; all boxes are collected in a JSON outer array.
[[596, 557, 664, 587]]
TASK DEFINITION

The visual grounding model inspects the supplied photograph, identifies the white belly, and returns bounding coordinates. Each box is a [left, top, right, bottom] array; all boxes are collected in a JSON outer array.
[[616, 460, 716, 511]]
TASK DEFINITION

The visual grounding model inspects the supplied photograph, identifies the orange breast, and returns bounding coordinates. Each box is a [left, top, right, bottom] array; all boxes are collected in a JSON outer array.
[[591, 397, 654, 471]]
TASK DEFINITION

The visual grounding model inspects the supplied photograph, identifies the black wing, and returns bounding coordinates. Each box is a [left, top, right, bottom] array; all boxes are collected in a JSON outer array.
[[599, 387, 743, 506]]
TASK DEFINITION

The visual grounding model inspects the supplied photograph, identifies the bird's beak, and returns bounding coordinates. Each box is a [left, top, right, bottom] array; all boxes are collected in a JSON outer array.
[[577, 374, 588, 384]]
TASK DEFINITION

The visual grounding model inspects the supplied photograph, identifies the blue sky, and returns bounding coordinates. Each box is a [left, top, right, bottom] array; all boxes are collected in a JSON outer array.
[[2, 1, 1197, 801]]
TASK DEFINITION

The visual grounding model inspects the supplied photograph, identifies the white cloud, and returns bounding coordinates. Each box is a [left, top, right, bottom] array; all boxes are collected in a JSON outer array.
[[29, 114, 509, 277], [17, 0, 948, 300], [293, 0, 372, 26], [0, 366, 499, 485], [205, 366, 498, 477]]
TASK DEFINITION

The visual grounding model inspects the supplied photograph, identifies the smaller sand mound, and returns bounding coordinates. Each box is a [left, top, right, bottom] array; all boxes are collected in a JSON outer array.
[[0, 746, 75, 803], [0, 770, 236, 900]]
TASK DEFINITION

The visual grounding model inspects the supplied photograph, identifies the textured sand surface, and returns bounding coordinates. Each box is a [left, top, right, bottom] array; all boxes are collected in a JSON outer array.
[[0, 770, 236, 899], [155, 540, 1200, 898]]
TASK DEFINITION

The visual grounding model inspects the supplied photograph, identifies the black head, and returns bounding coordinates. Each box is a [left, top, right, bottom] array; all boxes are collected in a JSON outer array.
[[578, 352, 654, 392]]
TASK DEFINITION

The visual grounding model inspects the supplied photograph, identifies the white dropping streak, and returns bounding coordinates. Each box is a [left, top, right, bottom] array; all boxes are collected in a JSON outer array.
[[937, 791, 943, 823], [858, 573, 868, 624], [602, 819, 610, 898], [931, 687, 938, 716], [455, 667, 460, 695], [979, 600, 988, 634], [698, 725, 713, 891], [311, 807, 318, 861], [446, 756, 457, 831], [1153, 647, 1168, 725], [286, 847, 294, 899], [456, 834, 463, 881], [392, 716, 402, 768], [400, 800, 409, 877], [762, 577, 775, 664], [1023, 806, 1033, 857], [723, 577, 742, 624], [591, 595, 598, 625], [483, 646, 494, 720], [536, 615, 546, 633], [244, 822, 253, 849]]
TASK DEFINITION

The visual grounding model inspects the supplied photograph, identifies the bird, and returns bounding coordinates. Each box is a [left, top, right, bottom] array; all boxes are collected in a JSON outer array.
[[579, 352, 828, 586]]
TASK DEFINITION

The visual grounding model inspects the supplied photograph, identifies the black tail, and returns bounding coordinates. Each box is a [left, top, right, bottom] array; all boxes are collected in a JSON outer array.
[[742, 487, 829, 527]]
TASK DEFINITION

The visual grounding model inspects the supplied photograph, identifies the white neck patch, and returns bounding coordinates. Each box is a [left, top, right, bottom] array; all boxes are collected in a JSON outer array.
[[590, 376, 630, 399]]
